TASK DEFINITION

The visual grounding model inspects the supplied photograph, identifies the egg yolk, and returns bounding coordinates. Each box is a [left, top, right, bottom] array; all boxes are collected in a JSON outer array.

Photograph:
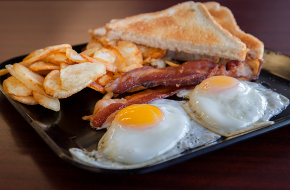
[[198, 76, 240, 94], [116, 104, 164, 130]]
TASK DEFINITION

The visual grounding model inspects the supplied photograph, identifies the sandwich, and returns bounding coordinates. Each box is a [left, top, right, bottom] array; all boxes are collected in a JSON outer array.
[[101, 1, 263, 81]]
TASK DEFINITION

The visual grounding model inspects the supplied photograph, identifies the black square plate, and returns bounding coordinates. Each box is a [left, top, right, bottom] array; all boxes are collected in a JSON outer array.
[[1, 44, 290, 174]]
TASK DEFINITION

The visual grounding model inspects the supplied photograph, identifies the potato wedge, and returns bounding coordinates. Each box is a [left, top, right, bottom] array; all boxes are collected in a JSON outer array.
[[60, 62, 106, 91]]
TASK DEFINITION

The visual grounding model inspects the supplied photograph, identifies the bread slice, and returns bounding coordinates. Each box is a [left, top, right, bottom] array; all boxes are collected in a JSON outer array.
[[204, 2, 264, 59], [106, 1, 248, 61]]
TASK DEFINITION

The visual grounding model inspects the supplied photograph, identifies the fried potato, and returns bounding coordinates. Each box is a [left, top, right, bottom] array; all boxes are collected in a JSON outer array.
[[66, 49, 87, 63], [98, 35, 109, 46], [6, 65, 46, 95], [89, 27, 107, 39], [3, 81, 37, 105], [19, 44, 72, 66], [81, 47, 101, 57], [86, 39, 103, 50], [102, 92, 113, 99], [44, 52, 71, 65], [43, 70, 86, 98], [96, 71, 114, 86], [105, 45, 126, 71], [23, 49, 44, 62], [60, 62, 106, 91], [80, 53, 117, 73], [150, 59, 166, 68], [87, 82, 106, 94], [60, 63, 69, 69], [32, 91, 60, 111], [165, 61, 180, 67], [93, 48, 116, 64], [29, 61, 60, 71], [137, 45, 166, 59], [246, 58, 261, 77], [117, 41, 143, 66], [34, 70, 52, 76], [14, 63, 44, 86], [0, 68, 9, 77], [3, 76, 32, 96]]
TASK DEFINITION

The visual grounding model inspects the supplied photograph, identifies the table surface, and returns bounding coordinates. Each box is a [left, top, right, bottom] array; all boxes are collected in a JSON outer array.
[[1, 1, 290, 189]]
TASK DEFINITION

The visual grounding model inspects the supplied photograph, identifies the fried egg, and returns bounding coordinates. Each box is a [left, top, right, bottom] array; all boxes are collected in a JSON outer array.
[[97, 101, 190, 164], [183, 76, 289, 137], [70, 99, 220, 168]]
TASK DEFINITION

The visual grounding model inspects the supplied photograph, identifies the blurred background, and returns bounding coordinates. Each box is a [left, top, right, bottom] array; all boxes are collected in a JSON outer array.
[[0, 0, 289, 63]]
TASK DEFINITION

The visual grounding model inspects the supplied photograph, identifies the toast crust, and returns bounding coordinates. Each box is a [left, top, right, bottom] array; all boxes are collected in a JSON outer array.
[[204, 2, 264, 59], [106, 1, 248, 61]]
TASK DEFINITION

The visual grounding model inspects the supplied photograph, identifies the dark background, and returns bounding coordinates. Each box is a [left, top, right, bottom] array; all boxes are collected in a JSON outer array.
[[0, 1, 290, 189]]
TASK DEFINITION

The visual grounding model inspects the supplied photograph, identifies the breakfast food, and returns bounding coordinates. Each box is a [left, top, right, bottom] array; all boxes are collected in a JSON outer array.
[[106, 1, 248, 61], [70, 99, 220, 168], [0, 1, 289, 169], [182, 76, 289, 137], [203, 2, 264, 60]]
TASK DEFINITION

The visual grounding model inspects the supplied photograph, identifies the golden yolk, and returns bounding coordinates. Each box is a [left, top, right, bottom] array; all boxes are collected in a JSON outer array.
[[116, 104, 164, 130], [198, 76, 240, 94]]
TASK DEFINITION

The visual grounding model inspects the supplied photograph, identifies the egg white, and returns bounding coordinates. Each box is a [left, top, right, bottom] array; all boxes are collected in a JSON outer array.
[[185, 81, 289, 137], [70, 99, 220, 169]]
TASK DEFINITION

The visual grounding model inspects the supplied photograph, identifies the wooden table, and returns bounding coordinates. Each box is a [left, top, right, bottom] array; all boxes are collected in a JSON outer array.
[[1, 1, 290, 189]]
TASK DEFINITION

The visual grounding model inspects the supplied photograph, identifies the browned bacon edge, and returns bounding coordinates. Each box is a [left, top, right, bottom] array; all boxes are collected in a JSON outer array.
[[87, 86, 186, 128], [105, 59, 262, 94]]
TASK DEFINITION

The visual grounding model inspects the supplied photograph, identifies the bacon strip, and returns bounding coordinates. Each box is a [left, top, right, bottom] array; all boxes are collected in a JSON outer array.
[[105, 59, 262, 94], [85, 86, 186, 128], [105, 59, 216, 94]]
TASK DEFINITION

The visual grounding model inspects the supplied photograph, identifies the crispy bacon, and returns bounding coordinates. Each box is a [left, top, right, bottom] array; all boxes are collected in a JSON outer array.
[[105, 59, 216, 94], [105, 59, 262, 94], [84, 86, 186, 128]]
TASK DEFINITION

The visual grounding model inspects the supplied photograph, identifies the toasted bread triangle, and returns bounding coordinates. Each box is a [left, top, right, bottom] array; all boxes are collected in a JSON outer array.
[[106, 1, 248, 61], [204, 2, 264, 59]]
